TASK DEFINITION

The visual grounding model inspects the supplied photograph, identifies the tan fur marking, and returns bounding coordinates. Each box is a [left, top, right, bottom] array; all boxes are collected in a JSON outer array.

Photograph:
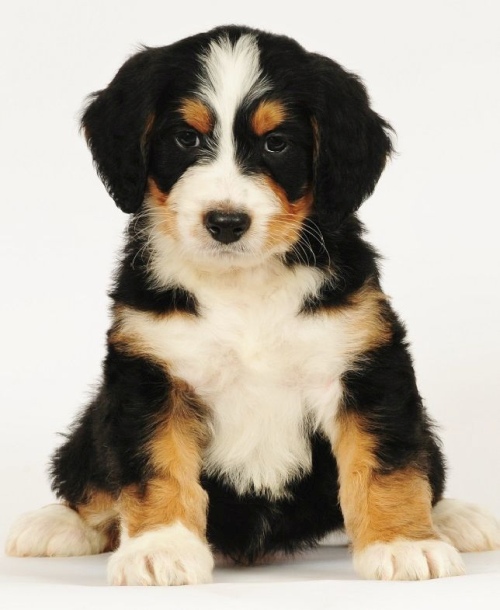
[[334, 282, 393, 355], [147, 177, 169, 206], [179, 98, 213, 134], [145, 177, 178, 239], [263, 176, 313, 251], [108, 306, 138, 355], [251, 100, 287, 136], [76, 490, 119, 552], [334, 413, 436, 550], [120, 381, 209, 539]]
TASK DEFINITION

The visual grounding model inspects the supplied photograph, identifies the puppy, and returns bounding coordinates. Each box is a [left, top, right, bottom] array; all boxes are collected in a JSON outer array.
[[6, 25, 500, 585]]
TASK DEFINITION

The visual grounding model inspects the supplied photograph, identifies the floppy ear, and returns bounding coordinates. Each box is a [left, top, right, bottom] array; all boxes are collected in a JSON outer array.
[[311, 55, 394, 228], [82, 48, 165, 214]]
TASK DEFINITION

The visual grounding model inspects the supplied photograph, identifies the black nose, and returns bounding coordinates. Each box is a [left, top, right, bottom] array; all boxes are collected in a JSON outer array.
[[204, 211, 251, 244]]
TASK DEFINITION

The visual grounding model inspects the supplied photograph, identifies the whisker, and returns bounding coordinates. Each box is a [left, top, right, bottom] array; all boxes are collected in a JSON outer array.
[[264, 218, 330, 268], [266, 215, 332, 269]]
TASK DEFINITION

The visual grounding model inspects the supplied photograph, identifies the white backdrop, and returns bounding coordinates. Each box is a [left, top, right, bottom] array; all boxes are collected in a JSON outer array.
[[1, 0, 499, 555]]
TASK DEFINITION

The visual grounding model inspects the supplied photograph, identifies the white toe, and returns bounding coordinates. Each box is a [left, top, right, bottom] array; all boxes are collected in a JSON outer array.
[[107, 521, 214, 586], [354, 539, 465, 581]]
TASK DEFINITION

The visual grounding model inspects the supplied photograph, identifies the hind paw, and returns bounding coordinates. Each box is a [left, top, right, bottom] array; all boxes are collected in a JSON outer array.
[[5, 504, 107, 557], [433, 499, 500, 552]]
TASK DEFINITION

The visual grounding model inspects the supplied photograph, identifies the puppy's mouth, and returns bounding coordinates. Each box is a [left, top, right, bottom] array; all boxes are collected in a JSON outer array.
[[194, 238, 262, 267]]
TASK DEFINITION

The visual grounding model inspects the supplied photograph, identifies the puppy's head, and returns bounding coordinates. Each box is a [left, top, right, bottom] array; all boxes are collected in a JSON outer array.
[[83, 26, 392, 270]]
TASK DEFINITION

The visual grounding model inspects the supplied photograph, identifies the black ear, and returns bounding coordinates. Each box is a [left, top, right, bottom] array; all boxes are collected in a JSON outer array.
[[311, 55, 394, 228], [82, 47, 165, 214]]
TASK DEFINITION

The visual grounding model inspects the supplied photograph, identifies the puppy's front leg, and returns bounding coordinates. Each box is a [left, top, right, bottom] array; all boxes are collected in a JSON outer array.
[[108, 386, 213, 586], [334, 412, 465, 580]]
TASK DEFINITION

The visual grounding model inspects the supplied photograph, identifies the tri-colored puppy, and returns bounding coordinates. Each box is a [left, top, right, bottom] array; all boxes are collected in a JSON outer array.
[[6, 25, 500, 585]]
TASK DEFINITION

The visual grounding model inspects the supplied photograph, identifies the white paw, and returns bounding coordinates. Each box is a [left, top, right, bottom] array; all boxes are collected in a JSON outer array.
[[433, 498, 500, 551], [107, 522, 214, 586], [353, 539, 465, 580], [5, 504, 107, 557]]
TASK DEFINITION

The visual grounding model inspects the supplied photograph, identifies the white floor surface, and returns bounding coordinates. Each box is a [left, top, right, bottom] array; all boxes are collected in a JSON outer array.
[[1, 545, 500, 610]]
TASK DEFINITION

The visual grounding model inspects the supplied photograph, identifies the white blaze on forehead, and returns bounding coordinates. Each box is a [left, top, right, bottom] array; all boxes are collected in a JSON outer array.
[[148, 33, 282, 273], [198, 34, 269, 161]]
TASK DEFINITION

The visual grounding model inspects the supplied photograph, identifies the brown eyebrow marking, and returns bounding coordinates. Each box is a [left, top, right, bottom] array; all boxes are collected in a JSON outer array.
[[179, 98, 213, 134], [251, 100, 287, 136]]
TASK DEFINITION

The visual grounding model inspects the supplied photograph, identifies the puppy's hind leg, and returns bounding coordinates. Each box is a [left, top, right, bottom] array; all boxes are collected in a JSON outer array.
[[433, 498, 500, 552], [5, 491, 119, 557]]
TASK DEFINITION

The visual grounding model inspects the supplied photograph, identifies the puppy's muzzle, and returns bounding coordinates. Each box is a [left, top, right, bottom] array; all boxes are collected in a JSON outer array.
[[204, 211, 251, 244]]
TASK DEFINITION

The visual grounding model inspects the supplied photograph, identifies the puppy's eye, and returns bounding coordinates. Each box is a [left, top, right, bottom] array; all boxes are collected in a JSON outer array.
[[175, 130, 201, 149], [264, 135, 288, 153]]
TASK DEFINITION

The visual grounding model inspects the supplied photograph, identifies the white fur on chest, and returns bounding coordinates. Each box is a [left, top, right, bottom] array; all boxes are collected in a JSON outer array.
[[120, 264, 348, 498]]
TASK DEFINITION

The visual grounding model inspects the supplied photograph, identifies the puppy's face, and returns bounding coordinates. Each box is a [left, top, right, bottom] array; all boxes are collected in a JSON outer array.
[[147, 35, 314, 266], [83, 26, 392, 272]]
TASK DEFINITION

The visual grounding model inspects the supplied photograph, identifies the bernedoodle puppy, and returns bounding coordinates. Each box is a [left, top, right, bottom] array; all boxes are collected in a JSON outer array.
[[6, 25, 500, 585]]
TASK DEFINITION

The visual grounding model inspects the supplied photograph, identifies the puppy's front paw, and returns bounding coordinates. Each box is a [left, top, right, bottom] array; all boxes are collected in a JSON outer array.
[[353, 539, 465, 581], [107, 522, 214, 586]]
